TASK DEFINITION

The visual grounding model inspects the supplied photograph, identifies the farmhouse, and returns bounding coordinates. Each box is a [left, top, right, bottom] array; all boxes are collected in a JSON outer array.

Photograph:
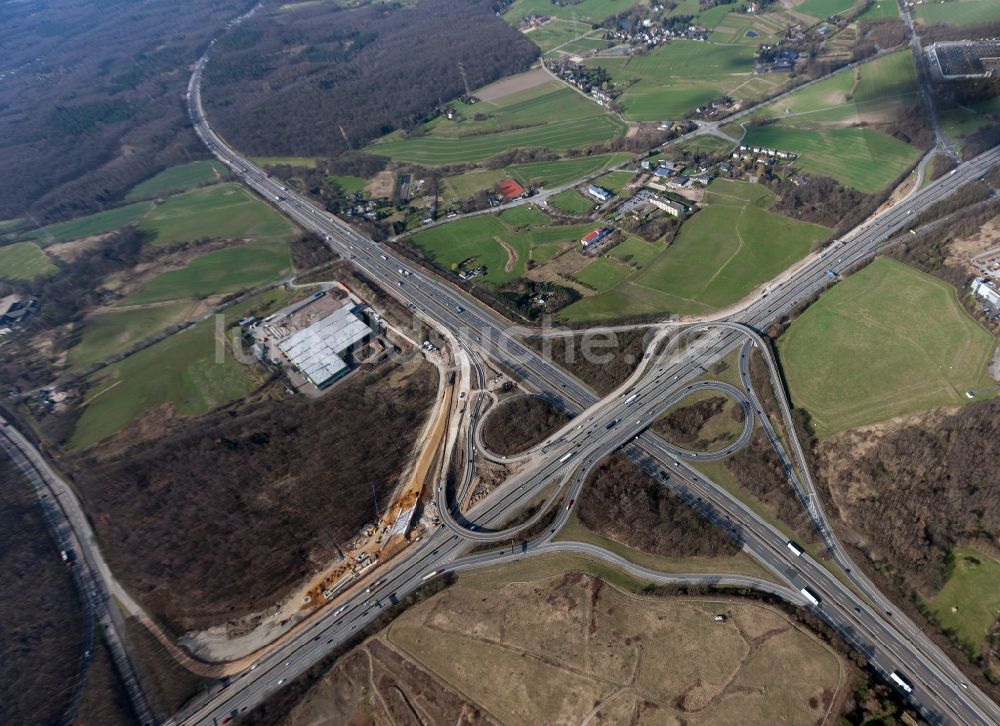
[[497, 178, 526, 201], [581, 228, 611, 247], [587, 184, 613, 203]]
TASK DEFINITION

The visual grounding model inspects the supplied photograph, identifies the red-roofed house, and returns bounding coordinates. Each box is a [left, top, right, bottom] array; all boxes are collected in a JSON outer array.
[[497, 178, 526, 200], [580, 228, 610, 247]]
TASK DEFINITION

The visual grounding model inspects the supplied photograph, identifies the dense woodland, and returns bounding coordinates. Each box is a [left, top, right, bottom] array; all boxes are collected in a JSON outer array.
[[0, 455, 85, 726], [71, 357, 438, 632], [817, 399, 1000, 592], [578, 453, 742, 558], [203, 0, 539, 158], [523, 328, 652, 396], [0, 0, 253, 223], [480, 395, 571, 456]]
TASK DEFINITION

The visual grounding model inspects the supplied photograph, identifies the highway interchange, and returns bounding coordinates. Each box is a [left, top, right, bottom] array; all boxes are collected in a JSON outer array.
[[168, 37, 1000, 726], [0, 16, 991, 724]]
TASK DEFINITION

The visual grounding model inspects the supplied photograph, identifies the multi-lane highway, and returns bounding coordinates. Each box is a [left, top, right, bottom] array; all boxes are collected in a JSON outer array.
[[177, 41, 1000, 725]]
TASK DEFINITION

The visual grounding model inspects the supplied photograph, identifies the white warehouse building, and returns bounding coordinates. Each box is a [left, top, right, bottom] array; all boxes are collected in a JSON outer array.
[[972, 277, 1000, 308], [278, 304, 371, 388]]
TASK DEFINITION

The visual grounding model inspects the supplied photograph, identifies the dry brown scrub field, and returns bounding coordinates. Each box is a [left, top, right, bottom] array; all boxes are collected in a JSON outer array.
[[280, 571, 845, 725]]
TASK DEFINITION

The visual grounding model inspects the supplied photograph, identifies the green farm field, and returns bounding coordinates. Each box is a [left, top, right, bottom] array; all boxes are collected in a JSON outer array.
[[856, 0, 898, 19], [590, 40, 759, 121], [121, 240, 292, 305], [408, 215, 593, 285], [740, 125, 920, 193], [508, 153, 631, 188], [68, 287, 300, 450], [505, 0, 637, 22], [326, 175, 368, 196], [777, 257, 996, 436], [139, 184, 297, 246], [754, 51, 917, 127], [370, 87, 626, 165], [499, 204, 550, 228], [30, 201, 155, 247], [928, 549, 1000, 656], [67, 302, 200, 371], [126, 161, 228, 201], [575, 257, 632, 292], [441, 170, 508, 201], [915, 0, 1000, 26], [795, 0, 859, 19], [548, 189, 595, 215], [560, 179, 828, 322], [0, 241, 57, 281]]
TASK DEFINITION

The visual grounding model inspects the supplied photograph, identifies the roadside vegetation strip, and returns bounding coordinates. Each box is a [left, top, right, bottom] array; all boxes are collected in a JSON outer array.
[[777, 257, 997, 437], [560, 179, 828, 322], [125, 160, 228, 201], [0, 241, 58, 280], [29, 201, 155, 247], [139, 183, 298, 247], [927, 548, 1000, 656], [740, 125, 921, 194], [118, 240, 292, 306]]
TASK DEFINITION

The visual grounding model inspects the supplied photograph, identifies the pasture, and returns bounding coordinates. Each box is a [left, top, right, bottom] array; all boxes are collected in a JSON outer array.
[[740, 125, 921, 193], [795, 0, 859, 19], [508, 153, 631, 188], [548, 189, 595, 215], [499, 205, 550, 228], [559, 179, 828, 322], [370, 86, 626, 165], [326, 175, 367, 196], [67, 302, 199, 371], [777, 257, 996, 436], [30, 201, 155, 247], [590, 40, 759, 121], [754, 51, 917, 127], [68, 287, 297, 450], [139, 184, 298, 246], [126, 161, 228, 201], [915, 0, 1000, 26], [505, 0, 639, 22], [928, 549, 1000, 657], [408, 215, 592, 285], [120, 241, 292, 305], [0, 242, 57, 281], [575, 257, 632, 292], [856, 0, 898, 19]]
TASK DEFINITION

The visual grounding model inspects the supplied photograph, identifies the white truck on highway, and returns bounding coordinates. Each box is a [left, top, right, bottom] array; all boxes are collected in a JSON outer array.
[[890, 671, 913, 694], [786, 540, 804, 557], [559, 451, 575, 464], [800, 587, 821, 607], [623, 392, 639, 405]]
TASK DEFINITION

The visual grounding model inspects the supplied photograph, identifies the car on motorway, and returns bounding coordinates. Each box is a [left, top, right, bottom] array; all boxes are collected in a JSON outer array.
[[334, 605, 348, 616], [565, 499, 574, 510]]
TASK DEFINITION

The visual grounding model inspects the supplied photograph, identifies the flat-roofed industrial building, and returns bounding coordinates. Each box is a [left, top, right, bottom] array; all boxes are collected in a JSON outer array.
[[278, 304, 371, 389]]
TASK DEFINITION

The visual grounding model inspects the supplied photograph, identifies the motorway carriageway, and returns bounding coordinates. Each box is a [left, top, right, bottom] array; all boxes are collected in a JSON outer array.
[[175, 53, 1000, 725]]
